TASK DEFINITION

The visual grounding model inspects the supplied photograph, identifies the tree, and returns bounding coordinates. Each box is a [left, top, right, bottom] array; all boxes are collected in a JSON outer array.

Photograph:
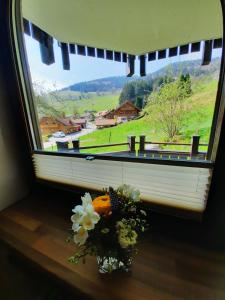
[[144, 79, 190, 140], [178, 73, 192, 96], [33, 81, 78, 118], [135, 96, 144, 109], [119, 82, 136, 104], [119, 80, 153, 105]]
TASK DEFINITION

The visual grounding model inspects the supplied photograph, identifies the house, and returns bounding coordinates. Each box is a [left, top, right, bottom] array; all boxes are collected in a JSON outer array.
[[98, 101, 140, 123], [104, 109, 116, 119], [95, 118, 117, 129], [95, 110, 110, 118], [70, 118, 87, 129], [82, 112, 95, 121], [112, 101, 140, 121], [39, 116, 81, 135]]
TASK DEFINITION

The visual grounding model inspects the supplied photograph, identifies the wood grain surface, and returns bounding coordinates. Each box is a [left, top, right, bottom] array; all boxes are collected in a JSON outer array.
[[0, 194, 225, 300]]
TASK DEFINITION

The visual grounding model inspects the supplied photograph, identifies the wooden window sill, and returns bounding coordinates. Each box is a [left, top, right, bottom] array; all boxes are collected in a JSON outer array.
[[0, 193, 224, 300]]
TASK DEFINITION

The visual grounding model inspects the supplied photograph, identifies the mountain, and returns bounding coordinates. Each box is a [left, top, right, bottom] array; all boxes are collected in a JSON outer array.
[[147, 57, 220, 80], [61, 57, 221, 93], [61, 76, 138, 93]]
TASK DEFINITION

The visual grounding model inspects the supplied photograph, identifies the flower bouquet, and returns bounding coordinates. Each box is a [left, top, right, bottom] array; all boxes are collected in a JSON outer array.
[[68, 184, 148, 273]]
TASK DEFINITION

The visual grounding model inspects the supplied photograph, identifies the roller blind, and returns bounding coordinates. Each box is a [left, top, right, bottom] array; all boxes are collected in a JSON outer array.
[[33, 153, 211, 212]]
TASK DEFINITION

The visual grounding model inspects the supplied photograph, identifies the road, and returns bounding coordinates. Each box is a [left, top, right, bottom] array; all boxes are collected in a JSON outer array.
[[43, 122, 96, 149]]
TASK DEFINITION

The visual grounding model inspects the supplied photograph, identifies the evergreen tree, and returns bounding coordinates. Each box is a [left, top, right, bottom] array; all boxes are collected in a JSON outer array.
[[178, 73, 192, 96], [135, 96, 144, 109], [119, 82, 136, 104]]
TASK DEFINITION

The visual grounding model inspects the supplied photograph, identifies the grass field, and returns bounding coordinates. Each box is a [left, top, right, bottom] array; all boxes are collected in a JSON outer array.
[[44, 77, 218, 154], [53, 93, 119, 116], [78, 78, 217, 154]]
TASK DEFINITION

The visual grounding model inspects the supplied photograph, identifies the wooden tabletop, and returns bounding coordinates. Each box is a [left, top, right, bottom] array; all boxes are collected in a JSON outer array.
[[0, 193, 225, 300]]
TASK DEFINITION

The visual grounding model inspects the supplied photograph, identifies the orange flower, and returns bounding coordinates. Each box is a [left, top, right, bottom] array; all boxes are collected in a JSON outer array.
[[92, 195, 111, 215]]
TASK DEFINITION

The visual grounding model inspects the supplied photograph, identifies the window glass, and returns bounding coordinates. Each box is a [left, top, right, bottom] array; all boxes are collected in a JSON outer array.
[[24, 33, 222, 161]]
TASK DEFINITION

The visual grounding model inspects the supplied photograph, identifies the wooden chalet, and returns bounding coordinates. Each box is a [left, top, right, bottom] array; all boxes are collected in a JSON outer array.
[[40, 116, 81, 135], [112, 101, 140, 120], [100, 101, 140, 122], [70, 118, 87, 129]]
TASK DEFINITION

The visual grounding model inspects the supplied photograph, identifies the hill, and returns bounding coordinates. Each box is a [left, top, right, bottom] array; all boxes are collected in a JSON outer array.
[[61, 58, 220, 94], [61, 76, 138, 93], [78, 77, 218, 153], [147, 58, 220, 80]]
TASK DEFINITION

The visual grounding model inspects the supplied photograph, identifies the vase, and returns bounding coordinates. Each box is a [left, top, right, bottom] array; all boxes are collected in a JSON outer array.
[[96, 251, 132, 274]]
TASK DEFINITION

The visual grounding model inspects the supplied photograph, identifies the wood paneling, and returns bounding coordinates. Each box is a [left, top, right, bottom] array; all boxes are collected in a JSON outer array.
[[0, 194, 225, 300]]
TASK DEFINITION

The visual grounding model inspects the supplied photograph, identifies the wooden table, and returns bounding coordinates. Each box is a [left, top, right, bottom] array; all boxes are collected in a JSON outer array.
[[0, 193, 225, 300]]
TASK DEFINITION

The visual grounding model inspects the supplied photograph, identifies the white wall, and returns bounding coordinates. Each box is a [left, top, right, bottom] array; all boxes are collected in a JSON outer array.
[[0, 76, 28, 211]]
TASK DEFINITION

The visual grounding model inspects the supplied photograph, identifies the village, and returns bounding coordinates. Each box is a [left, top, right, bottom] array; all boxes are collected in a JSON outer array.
[[40, 100, 140, 149]]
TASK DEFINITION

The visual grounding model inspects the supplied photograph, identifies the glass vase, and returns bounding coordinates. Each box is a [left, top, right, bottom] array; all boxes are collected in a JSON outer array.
[[96, 251, 132, 274]]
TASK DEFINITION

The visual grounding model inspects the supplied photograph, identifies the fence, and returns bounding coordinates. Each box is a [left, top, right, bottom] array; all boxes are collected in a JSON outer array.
[[56, 135, 208, 160]]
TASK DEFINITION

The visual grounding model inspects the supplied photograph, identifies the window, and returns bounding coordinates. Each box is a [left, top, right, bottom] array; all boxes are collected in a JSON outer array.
[[22, 18, 223, 164], [12, 0, 225, 214]]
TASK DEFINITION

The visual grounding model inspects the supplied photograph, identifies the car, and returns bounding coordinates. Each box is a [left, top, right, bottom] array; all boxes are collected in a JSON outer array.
[[52, 131, 65, 138]]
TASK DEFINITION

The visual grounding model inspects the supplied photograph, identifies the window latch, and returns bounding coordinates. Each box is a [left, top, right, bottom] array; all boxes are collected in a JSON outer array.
[[86, 156, 95, 161]]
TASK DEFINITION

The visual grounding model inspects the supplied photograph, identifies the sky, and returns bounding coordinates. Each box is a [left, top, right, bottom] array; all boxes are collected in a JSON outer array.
[[24, 35, 222, 91]]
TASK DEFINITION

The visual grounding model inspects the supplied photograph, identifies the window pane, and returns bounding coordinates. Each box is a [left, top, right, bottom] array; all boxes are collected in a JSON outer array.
[[23, 24, 222, 163]]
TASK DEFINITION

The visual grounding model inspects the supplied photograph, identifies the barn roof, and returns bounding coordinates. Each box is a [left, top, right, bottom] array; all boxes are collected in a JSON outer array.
[[71, 118, 87, 125], [95, 119, 116, 127], [113, 101, 141, 114]]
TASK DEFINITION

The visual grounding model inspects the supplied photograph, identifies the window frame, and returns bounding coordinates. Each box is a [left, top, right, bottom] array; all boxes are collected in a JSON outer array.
[[11, 0, 225, 170]]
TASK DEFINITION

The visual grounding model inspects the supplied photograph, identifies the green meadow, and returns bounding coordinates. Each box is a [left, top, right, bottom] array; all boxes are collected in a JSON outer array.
[[53, 93, 119, 115], [79, 78, 217, 154], [44, 77, 217, 154]]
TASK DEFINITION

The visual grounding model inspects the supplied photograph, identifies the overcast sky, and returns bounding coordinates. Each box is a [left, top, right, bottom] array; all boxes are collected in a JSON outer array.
[[24, 35, 222, 91]]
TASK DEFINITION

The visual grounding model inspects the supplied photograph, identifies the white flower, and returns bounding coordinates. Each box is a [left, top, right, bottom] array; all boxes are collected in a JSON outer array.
[[117, 184, 140, 202], [85, 203, 95, 215], [81, 193, 93, 207], [71, 213, 82, 225], [73, 227, 88, 245], [81, 213, 100, 230], [72, 205, 84, 214], [71, 192, 100, 234], [130, 190, 140, 202], [72, 221, 80, 232]]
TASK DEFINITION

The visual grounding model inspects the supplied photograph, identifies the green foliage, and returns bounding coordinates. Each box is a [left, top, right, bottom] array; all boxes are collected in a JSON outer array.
[[119, 82, 136, 104], [119, 80, 152, 105], [33, 82, 79, 118], [144, 78, 192, 140], [35, 94, 63, 118], [152, 75, 174, 91], [178, 73, 192, 96], [118, 75, 177, 107], [45, 77, 217, 154], [135, 96, 144, 109]]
